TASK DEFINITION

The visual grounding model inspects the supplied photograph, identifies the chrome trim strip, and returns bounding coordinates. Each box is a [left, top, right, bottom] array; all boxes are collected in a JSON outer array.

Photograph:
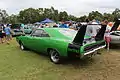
[[84, 45, 106, 55]]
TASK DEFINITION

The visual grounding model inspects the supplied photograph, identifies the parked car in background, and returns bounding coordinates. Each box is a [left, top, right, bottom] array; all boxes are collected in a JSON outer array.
[[24, 25, 32, 34], [16, 25, 106, 64], [11, 24, 25, 36], [110, 31, 120, 44], [110, 19, 120, 45]]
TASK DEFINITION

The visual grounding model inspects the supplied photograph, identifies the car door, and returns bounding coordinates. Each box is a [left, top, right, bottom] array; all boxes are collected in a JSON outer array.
[[28, 29, 50, 53]]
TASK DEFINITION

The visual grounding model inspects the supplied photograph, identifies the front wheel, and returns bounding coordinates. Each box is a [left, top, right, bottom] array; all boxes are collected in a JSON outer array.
[[20, 42, 26, 50], [49, 49, 61, 64]]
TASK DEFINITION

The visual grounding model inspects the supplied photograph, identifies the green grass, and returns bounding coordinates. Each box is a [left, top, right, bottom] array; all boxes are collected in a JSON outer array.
[[0, 38, 120, 80]]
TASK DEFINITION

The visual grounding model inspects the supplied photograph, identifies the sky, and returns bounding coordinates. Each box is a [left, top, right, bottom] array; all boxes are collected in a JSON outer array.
[[0, 0, 120, 17]]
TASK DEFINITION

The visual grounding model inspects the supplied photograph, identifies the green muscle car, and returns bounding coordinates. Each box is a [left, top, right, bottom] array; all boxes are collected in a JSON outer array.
[[16, 25, 106, 64]]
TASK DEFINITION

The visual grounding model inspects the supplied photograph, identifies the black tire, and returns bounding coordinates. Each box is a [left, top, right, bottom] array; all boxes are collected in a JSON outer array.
[[49, 49, 61, 64], [20, 42, 26, 50]]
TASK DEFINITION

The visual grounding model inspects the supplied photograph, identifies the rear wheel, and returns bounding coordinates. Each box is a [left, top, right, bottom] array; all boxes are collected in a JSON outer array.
[[49, 49, 61, 64]]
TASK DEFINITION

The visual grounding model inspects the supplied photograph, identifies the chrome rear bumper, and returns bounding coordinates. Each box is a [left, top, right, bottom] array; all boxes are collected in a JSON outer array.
[[84, 45, 106, 56]]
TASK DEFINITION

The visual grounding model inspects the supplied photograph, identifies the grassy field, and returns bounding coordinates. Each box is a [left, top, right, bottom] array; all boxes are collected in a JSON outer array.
[[0, 38, 120, 80]]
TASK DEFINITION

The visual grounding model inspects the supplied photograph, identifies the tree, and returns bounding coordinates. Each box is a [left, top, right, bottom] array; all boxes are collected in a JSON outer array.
[[43, 8, 52, 19], [50, 7, 59, 21], [7, 14, 20, 24], [42, 7, 59, 21], [4, 7, 120, 24], [78, 15, 87, 22], [68, 15, 77, 21], [18, 8, 40, 24], [59, 11, 68, 21], [37, 8, 44, 21], [88, 11, 103, 21], [112, 8, 120, 21], [103, 13, 114, 21], [0, 9, 8, 23]]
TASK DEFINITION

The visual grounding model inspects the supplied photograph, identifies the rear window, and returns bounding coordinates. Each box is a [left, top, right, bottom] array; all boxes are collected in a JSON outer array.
[[59, 29, 77, 38]]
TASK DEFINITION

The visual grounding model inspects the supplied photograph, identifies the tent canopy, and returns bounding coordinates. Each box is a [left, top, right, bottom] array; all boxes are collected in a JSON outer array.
[[40, 18, 54, 23]]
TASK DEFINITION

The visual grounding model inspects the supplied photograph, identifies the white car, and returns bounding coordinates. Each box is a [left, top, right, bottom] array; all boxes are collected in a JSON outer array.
[[110, 31, 120, 44], [109, 19, 120, 44]]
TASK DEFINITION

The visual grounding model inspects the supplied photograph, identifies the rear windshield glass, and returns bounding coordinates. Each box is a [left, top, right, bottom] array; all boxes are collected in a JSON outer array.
[[59, 29, 77, 38]]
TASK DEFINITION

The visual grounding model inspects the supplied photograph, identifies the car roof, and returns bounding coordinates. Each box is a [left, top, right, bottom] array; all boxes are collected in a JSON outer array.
[[36, 28, 73, 39]]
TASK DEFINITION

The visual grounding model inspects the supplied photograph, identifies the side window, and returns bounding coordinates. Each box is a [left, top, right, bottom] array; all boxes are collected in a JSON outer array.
[[31, 29, 49, 37], [41, 30, 50, 37]]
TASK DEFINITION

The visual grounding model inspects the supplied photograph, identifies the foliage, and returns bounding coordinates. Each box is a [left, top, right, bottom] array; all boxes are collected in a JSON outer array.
[[112, 8, 120, 21], [103, 13, 114, 22], [0, 9, 8, 23], [59, 11, 68, 21], [18, 8, 40, 24], [88, 11, 103, 21], [0, 8, 120, 24], [68, 15, 77, 21], [7, 14, 20, 24], [78, 15, 87, 22]]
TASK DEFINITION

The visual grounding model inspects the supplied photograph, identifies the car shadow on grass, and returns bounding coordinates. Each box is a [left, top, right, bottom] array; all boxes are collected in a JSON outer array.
[[32, 50, 99, 68], [61, 56, 99, 68], [16, 46, 101, 68]]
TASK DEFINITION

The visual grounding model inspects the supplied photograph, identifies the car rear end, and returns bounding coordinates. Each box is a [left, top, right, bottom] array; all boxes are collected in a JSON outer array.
[[67, 24, 107, 58], [67, 39, 106, 58], [80, 40, 106, 57]]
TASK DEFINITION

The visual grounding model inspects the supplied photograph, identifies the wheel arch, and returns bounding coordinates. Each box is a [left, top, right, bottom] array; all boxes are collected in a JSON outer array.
[[46, 39, 69, 57], [47, 47, 68, 57], [18, 40, 22, 45], [47, 48, 60, 55]]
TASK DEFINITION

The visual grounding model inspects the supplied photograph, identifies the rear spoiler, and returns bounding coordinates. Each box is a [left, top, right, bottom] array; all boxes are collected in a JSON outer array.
[[72, 24, 107, 45], [72, 25, 87, 45], [95, 25, 107, 41], [110, 19, 120, 32]]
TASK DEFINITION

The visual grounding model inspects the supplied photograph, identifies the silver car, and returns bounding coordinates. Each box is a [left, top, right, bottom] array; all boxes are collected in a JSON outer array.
[[110, 19, 120, 44], [110, 31, 120, 44]]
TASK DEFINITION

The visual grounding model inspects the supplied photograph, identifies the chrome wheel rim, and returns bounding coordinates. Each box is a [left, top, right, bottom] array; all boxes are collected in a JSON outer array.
[[51, 50, 59, 63], [20, 44, 24, 50]]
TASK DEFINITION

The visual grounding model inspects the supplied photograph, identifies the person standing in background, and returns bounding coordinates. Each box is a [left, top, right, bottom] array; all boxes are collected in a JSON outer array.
[[103, 20, 111, 51], [0, 25, 3, 43], [1, 24, 6, 43], [59, 21, 69, 28], [76, 23, 82, 30], [69, 23, 73, 29], [86, 18, 90, 24], [4, 25, 12, 44], [73, 23, 77, 29]]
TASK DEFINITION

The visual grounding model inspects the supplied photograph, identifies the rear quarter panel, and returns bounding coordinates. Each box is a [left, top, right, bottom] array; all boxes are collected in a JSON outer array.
[[47, 38, 69, 57]]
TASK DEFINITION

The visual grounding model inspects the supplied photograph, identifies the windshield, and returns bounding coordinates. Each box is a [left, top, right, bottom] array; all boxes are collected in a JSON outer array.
[[59, 29, 77, 39]]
